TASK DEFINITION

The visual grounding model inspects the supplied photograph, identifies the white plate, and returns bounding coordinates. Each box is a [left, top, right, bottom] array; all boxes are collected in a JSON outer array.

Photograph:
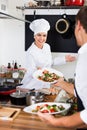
[[33, 68, 64, 83], [23, 102, 71, 115]]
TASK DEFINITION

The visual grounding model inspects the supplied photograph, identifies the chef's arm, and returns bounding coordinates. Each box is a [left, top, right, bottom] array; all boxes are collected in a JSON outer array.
[[54, 78, 74, 95], [52, 56, 66, 66], [52, 54, 76, 66]]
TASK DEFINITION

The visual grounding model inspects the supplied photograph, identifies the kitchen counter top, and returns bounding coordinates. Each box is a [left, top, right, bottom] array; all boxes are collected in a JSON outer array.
[[0, 109, 76, 130], [0, 94, 77, 130]]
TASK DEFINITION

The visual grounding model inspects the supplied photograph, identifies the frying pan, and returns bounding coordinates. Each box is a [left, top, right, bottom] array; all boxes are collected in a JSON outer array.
[[55, 14, 74, 38], [55, 14, 70, 34]]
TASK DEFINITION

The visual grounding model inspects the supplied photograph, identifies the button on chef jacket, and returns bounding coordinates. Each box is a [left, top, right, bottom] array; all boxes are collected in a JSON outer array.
[[21, 42, 66, 90], [75, 42, 87, 124]]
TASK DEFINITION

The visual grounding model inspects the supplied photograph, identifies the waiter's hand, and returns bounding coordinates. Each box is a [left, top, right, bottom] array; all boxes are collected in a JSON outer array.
[[38, 111, 55, 126], [53, 77, 65, 87]]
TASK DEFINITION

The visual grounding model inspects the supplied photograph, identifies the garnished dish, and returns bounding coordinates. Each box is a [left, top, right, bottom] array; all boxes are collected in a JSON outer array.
[[23, 102, 71, 115], [38, 70, 60, 82], [33, 68, 63, 83], [32, 103, 65, 113]]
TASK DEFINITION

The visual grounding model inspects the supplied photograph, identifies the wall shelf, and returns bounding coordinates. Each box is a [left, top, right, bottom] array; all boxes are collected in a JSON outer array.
[[16, 5, 81, 10]]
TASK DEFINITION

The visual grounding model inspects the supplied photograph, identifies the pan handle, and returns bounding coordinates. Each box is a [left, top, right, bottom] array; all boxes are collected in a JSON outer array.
[[33, 10, 36, 20]]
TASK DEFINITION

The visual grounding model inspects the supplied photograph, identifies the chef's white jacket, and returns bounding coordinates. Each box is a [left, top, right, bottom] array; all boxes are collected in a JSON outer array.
[[20, 42, 66, 89], [75, 42, 87, 124]]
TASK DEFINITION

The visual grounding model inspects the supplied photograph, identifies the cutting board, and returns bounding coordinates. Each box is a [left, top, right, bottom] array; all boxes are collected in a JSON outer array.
[[0, 106, 21, 121]]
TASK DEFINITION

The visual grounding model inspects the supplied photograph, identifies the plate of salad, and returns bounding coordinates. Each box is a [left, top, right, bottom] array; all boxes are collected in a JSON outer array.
[[33, 68, 64, 83], [23, 102, 71, 115]]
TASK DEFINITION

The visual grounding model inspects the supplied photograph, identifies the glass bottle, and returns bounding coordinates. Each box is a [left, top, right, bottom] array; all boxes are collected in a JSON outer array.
[[7, 63, 11, 69], [61, 0, 64, 5], [14, 62, 18, 69]]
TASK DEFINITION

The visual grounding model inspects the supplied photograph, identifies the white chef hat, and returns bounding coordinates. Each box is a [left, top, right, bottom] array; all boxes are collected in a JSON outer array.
[[29, 18, 50, 35]]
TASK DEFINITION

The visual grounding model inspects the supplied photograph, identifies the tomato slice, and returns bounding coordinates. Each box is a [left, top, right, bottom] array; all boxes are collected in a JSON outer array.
[[36, 106, 40, 110], [41, 110, 49, 113], [43, 104, 49, 107], [50, 108, 55, 113]]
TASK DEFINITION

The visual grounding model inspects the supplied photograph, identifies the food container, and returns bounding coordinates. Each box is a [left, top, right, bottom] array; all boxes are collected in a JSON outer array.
[[26, 91, 44, 106], [64, 0, 84, 6], [0, 65, 7, 78], [36, 0, 51, 7]]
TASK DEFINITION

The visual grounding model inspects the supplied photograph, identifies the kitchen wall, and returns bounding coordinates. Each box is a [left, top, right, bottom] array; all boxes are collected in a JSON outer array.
[[0, 0, 87, 79], [0, 0, 25, 67]]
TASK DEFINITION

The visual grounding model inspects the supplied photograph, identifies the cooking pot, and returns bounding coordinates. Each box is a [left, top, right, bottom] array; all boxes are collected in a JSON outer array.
[[26, 91, 44, 106], [55, 14, 70, 35], [0, 84, 16, 95], [64, 0, 84, 6], [10, 89, 44, 106], [10, 90, 26, 105]]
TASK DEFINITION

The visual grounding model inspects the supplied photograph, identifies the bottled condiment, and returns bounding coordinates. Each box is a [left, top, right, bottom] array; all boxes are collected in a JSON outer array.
[[14, 62, 18, 69], [60, 0, 64, 5], [6, 63, 12, 78], [7, 63, 11, 69]]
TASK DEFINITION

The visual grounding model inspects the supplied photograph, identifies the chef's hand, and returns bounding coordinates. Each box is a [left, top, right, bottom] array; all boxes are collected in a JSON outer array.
[[65, 54, 76, 62], [38, 111, 56, 126], [53, 77, 65, 87], [37, 67, 42, 70], [16, 86, 29, 92]]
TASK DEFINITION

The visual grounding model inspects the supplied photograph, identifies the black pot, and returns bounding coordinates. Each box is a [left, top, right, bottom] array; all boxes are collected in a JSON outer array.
[[10, 91, 26, 105]]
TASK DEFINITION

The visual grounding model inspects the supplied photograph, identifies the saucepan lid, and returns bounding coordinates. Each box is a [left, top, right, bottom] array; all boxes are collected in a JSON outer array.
[[10, 90, 26, 98]]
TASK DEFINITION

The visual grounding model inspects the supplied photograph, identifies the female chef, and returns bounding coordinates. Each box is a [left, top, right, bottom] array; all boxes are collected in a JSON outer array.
[[17, 18, 76, 90]]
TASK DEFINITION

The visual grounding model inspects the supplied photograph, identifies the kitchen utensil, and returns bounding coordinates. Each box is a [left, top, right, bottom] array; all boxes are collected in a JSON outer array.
[[0, 107, 21, 121], [55, 14, 73, 38], [10, 90, 26, 105], [0, 84, 16, 95], [36, 0, 51, 7], [26, 91, 44, 105], [55, 14, 70, 34]]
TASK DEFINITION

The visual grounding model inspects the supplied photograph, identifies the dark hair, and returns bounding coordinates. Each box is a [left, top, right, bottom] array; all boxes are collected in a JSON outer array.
[[76, 6, 87, 33]]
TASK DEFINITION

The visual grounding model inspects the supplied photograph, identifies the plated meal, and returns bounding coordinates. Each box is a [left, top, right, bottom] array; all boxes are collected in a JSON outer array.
[[23, 102, 71, 114], [33, 68, 63, 83], [32, 103, 65, 113]]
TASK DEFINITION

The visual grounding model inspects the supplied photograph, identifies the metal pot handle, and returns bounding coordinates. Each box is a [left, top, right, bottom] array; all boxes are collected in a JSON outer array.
[[26, 88, 35, 94]]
